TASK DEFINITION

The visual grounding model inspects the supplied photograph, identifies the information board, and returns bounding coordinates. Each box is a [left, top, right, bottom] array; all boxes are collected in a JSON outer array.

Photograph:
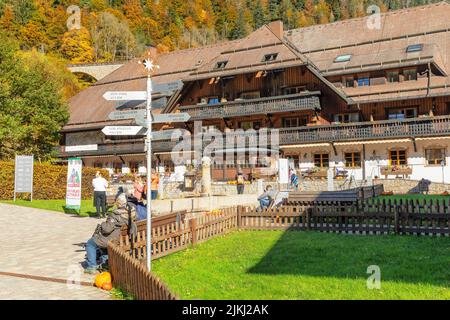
[[14, 155, 34, 201]]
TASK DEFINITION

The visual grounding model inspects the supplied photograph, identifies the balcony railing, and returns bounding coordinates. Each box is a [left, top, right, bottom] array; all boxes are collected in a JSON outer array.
[[179, 92, 321, 120], [57, 116, 450, 158], [278, 115, 450, 145]]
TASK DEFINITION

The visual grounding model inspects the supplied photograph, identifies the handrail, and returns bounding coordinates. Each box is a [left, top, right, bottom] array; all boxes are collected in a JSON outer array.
[[179, 92, 321, 120]]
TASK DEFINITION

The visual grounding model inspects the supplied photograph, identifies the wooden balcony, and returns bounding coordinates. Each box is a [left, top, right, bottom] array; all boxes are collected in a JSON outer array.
[[56, 115, 450, 158], [279, 115, 450, 145], [179, 92, 321, 121]]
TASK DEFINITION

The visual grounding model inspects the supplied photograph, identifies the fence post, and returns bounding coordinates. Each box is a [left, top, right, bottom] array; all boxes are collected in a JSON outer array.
[[306, 207, 312, 230], [190, 218, 197, 247], [236, 206, 242, 229], [394, 205, 399, 235]]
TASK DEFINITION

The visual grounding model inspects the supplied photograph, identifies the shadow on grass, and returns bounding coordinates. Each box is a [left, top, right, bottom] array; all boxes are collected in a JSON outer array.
[[247, 229, 450, 287], [62, 206, 99, 218]]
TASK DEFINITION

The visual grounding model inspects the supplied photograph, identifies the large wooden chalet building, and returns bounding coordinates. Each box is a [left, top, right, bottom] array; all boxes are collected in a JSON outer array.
[[60, 2, 450, 184]]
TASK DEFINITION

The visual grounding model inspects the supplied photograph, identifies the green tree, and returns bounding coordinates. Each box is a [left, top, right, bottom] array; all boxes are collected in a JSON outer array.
[[230, 7, 250, 40], [252, 0, 268, 29], [0, 33, 69, 161], [268, 0, 280, 21]]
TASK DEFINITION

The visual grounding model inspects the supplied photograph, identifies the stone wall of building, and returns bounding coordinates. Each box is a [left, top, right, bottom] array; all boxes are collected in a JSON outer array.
[[298, 179, 450, 194]]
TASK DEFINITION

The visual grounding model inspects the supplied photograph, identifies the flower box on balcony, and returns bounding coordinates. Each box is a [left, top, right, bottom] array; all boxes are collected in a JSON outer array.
[[380, 166, 412, 178], [303, 168, 328, 180]]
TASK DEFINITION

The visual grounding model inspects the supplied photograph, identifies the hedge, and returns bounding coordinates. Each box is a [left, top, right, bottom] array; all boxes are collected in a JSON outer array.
[[0, 162, 109, 200]]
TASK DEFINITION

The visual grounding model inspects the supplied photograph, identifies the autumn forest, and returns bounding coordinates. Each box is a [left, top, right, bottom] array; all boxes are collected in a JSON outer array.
[[0, 0, 444, 64]]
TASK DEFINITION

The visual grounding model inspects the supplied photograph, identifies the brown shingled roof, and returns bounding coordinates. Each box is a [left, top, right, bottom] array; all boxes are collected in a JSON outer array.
[[66, 2, 450, 129], [285, 1, 450, 104]]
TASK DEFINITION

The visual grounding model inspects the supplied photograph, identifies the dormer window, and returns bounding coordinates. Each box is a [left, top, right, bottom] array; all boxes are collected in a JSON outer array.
[[262, 53, 278, 62], [215, 61, 228, 69], [406, 44, 423, 53], [334, 54, 352, 63]]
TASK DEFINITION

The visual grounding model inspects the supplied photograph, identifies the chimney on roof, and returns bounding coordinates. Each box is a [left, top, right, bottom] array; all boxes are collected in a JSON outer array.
[[267, 20, 284, 39]]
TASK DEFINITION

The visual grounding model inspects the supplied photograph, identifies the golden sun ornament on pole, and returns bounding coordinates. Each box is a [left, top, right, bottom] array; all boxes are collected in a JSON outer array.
[[139, 51, 159, 271]]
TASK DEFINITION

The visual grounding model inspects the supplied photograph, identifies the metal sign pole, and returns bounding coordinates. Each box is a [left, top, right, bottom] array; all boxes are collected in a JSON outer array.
[[146, 74, 153, 271]]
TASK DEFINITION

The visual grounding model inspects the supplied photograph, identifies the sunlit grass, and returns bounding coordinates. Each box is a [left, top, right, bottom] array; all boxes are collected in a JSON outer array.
[[153, 231, 450, 300], [1, 199, 99, 217]]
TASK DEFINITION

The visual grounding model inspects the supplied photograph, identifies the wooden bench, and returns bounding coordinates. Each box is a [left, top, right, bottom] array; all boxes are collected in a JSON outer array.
[[288, 184, 384, 205]]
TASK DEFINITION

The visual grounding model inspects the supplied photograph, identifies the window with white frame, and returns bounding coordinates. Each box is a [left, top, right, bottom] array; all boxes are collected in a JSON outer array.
[[314, 153, 329, 168], [283, 116, 309, 128], [334, 113, 359, 123], [344, 152, 362, 168], [425, 148, 446, 166], [404, 68, 418, 81]]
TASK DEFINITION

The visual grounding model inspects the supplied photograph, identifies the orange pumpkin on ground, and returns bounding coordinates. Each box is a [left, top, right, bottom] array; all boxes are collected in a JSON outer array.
[[95, 272, 112, 288], [102, 282, 113, 291]]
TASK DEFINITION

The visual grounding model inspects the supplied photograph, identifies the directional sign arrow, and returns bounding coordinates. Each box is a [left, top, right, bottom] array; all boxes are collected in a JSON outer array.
[[108, 109, 146, 121], [150, 129, 185, 141], [153, 113, 191, 123], [152, 80, 183, 94], [103, 91, 147, 101], [152, 97, 168, 109], [102, 126, 143, 136], [134, 112, 191, 127]]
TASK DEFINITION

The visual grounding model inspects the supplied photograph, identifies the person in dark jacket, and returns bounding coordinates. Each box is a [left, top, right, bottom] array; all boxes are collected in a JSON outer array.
[[83, 194, 136, 274]]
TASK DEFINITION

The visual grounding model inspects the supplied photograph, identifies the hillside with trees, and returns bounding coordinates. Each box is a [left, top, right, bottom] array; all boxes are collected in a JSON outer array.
[[0, 0, 445, 64]]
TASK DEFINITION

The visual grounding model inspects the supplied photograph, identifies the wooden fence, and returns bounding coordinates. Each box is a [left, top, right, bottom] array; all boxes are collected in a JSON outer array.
[[238, 199, 450, 236], [108, 208, 238, 300], [107, 241, 177, 300]]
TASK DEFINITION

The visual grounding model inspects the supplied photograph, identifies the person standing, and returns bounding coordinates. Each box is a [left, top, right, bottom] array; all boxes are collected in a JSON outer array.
[[133, 176, 144, 202], [290, 168, 299, 190], [236, 170, 245, 195], [92, 171, 108, 218], [151, 169, 159, 200]]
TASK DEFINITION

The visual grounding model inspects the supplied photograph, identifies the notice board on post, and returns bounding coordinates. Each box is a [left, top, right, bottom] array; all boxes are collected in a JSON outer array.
[[14, 155, 34, 201]]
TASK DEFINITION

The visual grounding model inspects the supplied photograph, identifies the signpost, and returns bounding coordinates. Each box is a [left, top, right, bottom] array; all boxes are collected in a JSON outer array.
[[150, 129, 184, 141], [102, 63, 185, 272], [103, 91, 147, 101], [135, 113, 191, 127], [101, 126, 143, 136], [14, 155, 34, 201], [152, 80, 183, 93], [152, 97, 167, 109], [108, 109, 146, 121]]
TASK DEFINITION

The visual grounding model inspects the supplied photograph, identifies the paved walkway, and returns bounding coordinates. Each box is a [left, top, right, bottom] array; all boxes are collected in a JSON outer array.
[[0, 203, 111, 300]]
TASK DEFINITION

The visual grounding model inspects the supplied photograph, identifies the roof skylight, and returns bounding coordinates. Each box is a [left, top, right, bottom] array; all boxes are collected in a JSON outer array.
[[406, 44, 423, 53], [334, 54, 352, 63], [214, 61, 228, 69], [262, 53, 279, 62]]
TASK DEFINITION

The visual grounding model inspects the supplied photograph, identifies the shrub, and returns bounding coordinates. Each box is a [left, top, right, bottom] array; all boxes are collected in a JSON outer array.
[[0, 161, 109, 200]]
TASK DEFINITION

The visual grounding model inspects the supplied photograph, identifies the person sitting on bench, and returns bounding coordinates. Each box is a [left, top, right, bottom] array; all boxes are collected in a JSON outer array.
[[258, 185, 276, 210], [83, 194, 136, 274]]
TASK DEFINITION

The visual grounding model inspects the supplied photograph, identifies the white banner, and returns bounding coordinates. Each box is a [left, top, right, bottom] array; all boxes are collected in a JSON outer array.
[[278, 158, 289, 184], [66, 158, 82, 209]]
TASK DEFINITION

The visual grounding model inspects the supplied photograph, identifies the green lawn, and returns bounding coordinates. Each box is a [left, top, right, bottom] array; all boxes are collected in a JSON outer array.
[[153, 231, 450, 300], [1, 199, 99, 217]]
